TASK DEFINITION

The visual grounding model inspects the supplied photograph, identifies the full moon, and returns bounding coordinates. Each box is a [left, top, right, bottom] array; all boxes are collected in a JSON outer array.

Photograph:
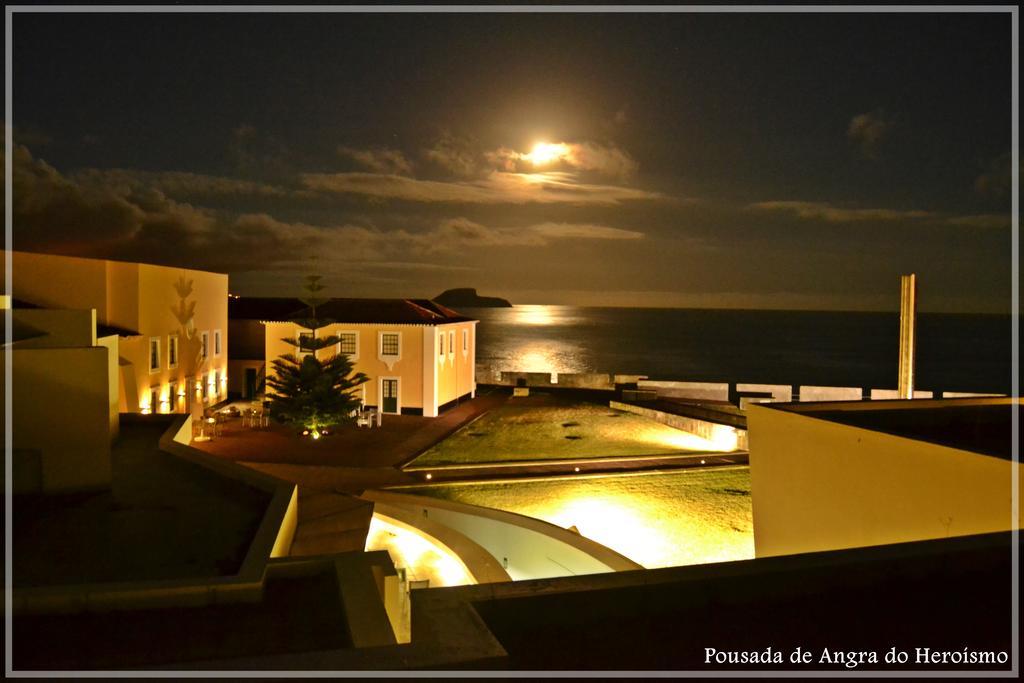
[[525, 141, 569, 166]]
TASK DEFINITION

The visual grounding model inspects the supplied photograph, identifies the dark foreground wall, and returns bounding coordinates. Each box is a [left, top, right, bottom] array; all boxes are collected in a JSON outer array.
[[469, 532, 1016, 672]]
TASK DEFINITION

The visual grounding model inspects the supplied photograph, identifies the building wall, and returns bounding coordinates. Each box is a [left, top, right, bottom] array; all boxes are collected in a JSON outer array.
[[3, 307, 120, 443], [7, 308, 97, 348], [96, 334, 120, 440], [433, 322, 476, 409], [5, 251, 110, 320], [747, 401, 1022, 558], [229, 318, 266, 361], [132, 264, 228, 414], [3, 347, 113, 493], [228, 320, 267, 398], [264, 322, 427, 413], [4, 251, 228, 415], [228, 359, 266, 399]]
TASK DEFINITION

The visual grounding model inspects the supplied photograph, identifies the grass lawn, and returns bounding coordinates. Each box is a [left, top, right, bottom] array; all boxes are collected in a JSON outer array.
[[402, 466, 753, 569], [409, 395, 723, 468]]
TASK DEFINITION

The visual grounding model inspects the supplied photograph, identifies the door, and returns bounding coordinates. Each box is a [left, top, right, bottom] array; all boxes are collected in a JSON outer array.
[[382, 378, 399, 414], [245, 368, 257, 399]]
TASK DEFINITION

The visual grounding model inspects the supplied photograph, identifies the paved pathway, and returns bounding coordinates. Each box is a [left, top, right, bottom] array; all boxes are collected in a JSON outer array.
[[190, 389, 509, 556], [189, 388, 748, 557], [194, 389, 508, 470], [400, 450, 749, 485]]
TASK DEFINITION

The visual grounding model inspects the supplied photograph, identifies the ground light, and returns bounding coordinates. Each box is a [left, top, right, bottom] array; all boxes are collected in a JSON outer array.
[[637, 424, 738, 452], [364, 515, 472, 588]]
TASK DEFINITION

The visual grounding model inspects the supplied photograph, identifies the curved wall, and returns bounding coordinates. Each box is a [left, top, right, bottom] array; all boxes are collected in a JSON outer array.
[[363, 490, 642, 581]]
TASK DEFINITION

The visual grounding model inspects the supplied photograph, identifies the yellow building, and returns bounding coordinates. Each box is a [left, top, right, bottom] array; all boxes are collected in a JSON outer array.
[[230, 298, 477, 416], [1, 296, 120, 493], [747, 397, 1021, 558], [2, 250, 229, 414]]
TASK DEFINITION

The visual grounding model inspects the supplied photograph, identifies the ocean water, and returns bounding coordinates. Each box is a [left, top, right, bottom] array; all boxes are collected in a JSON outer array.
[[466, 305, 1013, 394]]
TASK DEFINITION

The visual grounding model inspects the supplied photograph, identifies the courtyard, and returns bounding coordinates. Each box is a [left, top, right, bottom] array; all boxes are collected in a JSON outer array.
[[189, 388, 753, 573], [408, 390, 735, 469], [399, 466, 754, 569]]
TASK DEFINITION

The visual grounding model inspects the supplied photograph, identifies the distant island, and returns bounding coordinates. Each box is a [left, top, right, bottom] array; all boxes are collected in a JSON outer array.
[[433, 288, 512, 308]]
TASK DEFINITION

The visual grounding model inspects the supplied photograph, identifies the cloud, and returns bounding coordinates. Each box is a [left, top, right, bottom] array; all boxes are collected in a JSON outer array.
[[72, 168, 295, 199], [12, 124, 53, 148], [227, 123, 292, 179], [528, 222, 644, 241], [944, 214, 1011, 229], [11, 145, 333, 271], [750, 200, 934, 222], [847, 110, 893, 159], [974, 152, 1012, 198], [338, 146, 413, 175], [422, 134, 640, 180], [751, 199, 1010, 229], [562, 142, 639, 178], [422, 133, 481, 178], [393, 218, 644, 254], [10, 147, 647, 277], [484, 141, 639, 179], [300, 170, 662, 205]]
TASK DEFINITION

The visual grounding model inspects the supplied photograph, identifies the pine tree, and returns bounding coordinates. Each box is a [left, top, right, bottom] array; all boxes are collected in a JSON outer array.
[[266, 275, 369, 437]]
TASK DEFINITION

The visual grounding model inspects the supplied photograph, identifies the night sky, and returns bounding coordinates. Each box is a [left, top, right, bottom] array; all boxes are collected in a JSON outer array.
[[9, 10, 1014, 312]]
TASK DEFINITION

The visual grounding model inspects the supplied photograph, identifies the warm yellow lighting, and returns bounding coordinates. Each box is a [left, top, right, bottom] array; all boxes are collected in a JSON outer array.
[[524, 141, 569, 167], [574, 467, 581, 472], [425, 473, 433, 480], [302, 429, 309, 436], [311, 430, 321, 440], [635, 424, 738, 453], [416, 469, 754, 570], [364, 515, 472, 588]]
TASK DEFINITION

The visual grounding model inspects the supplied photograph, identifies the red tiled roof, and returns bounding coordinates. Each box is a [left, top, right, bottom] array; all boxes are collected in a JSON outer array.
[[229, 297, 476, 325]]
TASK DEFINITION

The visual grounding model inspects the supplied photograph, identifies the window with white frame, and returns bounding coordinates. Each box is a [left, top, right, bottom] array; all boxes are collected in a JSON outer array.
[[168, 335, 178, 369], [200, 331, 209, 361], [448, 330, 455, 358], [149, 338, 161, 373], [214, 329, 222, 357], [439, 331, 445, 358], [462, 329, 469, 354], [336, 331, 358, 359], [381, 332, 399, 356]]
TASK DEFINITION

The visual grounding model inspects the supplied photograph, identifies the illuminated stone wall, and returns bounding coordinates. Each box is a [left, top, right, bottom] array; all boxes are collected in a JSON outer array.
[[748, 398, 1021, 558]]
